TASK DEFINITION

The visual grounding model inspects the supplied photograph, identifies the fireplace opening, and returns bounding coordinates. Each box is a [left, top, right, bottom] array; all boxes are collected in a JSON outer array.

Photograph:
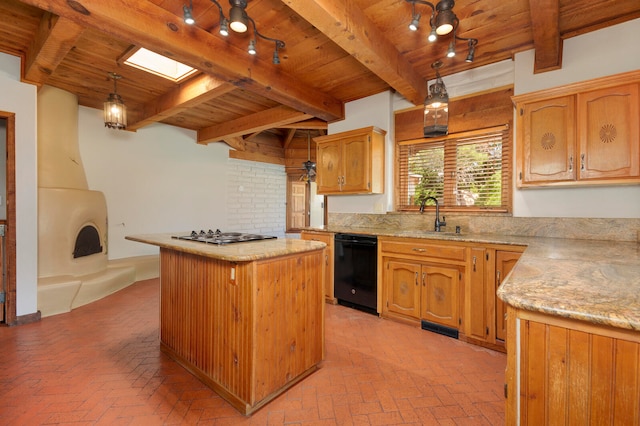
[[73, 225, 103, 258]]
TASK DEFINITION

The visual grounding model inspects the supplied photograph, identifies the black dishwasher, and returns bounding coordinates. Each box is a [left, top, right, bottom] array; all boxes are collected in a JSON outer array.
[[334, 233, 378, 315]]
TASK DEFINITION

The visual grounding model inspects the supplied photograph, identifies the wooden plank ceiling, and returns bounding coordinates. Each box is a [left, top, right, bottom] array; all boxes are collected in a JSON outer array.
[[1, 0, 639, 168]]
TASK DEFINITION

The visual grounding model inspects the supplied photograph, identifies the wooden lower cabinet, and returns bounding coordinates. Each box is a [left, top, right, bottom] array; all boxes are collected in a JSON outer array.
[[301, 230, 336, 303], [506, 307, 640, 424], [381, 237, 463, 331]]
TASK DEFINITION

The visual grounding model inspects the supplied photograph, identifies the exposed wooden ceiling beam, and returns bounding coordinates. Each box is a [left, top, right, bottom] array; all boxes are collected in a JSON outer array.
[[282, 129, 296, 149], [278, 119, 328, 130], [222, 136, 246, 151], [282, 0, 427, 106], [24, 13, 84, 85], [529, 0, 562, 73], [197, 105, 313, 145], [127, 74, 235, 131], [18, 0, 344, 122]]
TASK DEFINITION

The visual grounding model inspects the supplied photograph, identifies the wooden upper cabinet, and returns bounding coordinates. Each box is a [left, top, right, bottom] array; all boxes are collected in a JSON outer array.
[[578, 84, 639, 180], [314, 126, 386, 195], [514, 70, 640, 187], [520, 96, 576, 184]]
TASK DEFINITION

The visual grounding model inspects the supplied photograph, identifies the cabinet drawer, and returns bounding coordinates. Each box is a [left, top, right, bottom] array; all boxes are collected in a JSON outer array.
[[380, 240, 466, 261]]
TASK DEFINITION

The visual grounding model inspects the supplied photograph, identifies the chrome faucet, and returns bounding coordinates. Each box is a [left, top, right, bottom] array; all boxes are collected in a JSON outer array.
[[419, 196, 446, 232]]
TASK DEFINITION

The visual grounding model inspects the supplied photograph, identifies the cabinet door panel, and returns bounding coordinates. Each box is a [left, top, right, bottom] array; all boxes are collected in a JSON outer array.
[[468, 248, 488, 340], [496, 251, 521, 342], [316, 140, 342, 193], [421, 265, 459, 328], [342, 136, 370, 192], [385, 260, 421, 319], [578, 84, 640, 180], [522, 96, 576, 183]]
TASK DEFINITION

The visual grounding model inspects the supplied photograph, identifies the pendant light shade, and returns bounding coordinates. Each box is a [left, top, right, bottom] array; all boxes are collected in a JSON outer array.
[[104, 73, 127, 130], [423, 62, 449, 138]]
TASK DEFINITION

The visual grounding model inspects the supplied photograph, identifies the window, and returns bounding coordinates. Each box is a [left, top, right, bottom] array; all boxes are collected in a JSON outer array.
[[397, 125, 511, 212]]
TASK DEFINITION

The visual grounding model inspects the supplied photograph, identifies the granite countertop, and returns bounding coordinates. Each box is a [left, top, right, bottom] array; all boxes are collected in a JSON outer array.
[[305, 226, 640, 331], [126, 233, 326, 262]]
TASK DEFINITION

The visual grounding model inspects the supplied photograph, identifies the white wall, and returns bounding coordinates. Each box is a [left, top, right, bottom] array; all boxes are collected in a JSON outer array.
[[512, 18, 640, 218], [0, 53, 38, 316], [78, 107, 230, 258]]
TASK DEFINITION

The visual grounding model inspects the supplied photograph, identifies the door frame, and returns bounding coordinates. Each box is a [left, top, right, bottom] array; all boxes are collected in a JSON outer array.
[[1, 112, 16, 325]]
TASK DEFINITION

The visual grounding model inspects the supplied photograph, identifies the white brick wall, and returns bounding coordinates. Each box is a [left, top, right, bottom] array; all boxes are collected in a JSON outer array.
[[227, 158, 287, 237]]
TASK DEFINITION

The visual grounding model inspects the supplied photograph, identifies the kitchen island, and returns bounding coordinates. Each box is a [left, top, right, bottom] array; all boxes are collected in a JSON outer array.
[[125, 233, 326, 415]]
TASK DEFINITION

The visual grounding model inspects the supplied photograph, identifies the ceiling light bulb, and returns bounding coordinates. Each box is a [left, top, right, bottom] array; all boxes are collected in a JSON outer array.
[[446, 40, 456, 57], [409, 14, 421, 31], [436, 22, 454, 36], [248, 39, 257, 55], [183, 5, 195, 25], [219, 18, 229, 36], [428, 26, 437, 42]]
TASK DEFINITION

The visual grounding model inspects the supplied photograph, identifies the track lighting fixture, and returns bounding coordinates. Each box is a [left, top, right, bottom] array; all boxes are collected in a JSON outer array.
[[183, 0, 285, 64], [405, 0, 478, 63]]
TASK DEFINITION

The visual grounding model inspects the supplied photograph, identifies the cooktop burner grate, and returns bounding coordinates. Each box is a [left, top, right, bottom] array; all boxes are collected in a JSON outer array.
[[172, 229, 277, 245]]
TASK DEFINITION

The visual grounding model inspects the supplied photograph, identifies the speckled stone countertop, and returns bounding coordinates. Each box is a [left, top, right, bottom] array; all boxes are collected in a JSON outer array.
[[305, 226, 640, 331], [126, 233, 325, 262]]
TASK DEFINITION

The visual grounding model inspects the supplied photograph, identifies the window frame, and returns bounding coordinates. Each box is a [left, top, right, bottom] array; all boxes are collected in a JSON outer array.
[[395, 124, 512, 213]]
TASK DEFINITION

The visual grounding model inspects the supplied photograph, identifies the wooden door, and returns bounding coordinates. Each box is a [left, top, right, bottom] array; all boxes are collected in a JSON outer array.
[[384, 259, 421, 320], [578, 83, 640, 180], [341, 134, 370, 193], [521, 95, 576, 184], [316, 140, 342, 194], [421, 264, 459, 329], [467, 248, 488, 341], [287, 180, 307, 231], [495, 251, 521, 342]]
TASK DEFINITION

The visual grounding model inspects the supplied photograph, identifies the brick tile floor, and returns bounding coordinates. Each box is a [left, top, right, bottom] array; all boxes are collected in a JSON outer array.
[[0, 279, 506, 425]]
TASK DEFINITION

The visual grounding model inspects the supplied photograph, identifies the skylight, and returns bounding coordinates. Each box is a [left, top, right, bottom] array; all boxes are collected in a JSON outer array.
[[124, 48, 197, 82]]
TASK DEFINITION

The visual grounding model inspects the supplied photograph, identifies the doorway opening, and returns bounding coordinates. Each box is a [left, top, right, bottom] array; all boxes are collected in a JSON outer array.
[[0, 113, 16, 325]]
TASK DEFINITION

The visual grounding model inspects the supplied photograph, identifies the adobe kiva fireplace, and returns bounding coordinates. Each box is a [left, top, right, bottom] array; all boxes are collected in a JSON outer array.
[[37, 86, 137, 317]]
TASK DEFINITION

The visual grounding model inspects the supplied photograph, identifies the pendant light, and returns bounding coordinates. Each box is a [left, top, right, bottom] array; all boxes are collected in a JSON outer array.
[[423, 61, 449, 138], [301, 131, 316, 182], [103, 72, 127, 130]]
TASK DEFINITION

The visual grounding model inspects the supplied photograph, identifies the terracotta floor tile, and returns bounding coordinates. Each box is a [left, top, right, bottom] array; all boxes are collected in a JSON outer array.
[[0, 278, 506, 425]]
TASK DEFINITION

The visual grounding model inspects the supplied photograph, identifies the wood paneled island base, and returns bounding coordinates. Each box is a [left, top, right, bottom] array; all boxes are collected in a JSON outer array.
[[125, 234, 326, 416], [160, 247, 324, 415]]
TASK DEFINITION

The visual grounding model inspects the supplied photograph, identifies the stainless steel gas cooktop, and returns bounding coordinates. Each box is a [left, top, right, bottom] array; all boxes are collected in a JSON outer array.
[[172, 229, 277, 245]]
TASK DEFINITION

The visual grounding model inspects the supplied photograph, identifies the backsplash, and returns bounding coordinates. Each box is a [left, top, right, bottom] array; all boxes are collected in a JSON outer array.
[[328, 213, 640, 242]]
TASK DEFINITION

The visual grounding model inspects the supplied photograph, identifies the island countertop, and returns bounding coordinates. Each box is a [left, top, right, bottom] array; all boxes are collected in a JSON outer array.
[[304, 226, 640, 331], [125, 233, 326, 262]]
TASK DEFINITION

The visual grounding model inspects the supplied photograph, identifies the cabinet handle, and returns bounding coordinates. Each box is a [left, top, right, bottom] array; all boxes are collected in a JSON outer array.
[[412, 248, 426, 252], [569, 155, 573, 172], [325, 254, 329, 265], [497, 271, 501, 284], [415, 271, 419, 286], [581, 154, 585, 171], [472, 256, 477, 272], [422, 272, 426, 287]]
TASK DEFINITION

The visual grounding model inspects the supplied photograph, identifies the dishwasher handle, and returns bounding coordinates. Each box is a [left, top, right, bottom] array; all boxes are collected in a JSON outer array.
[[335, 234, 377, 246]]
